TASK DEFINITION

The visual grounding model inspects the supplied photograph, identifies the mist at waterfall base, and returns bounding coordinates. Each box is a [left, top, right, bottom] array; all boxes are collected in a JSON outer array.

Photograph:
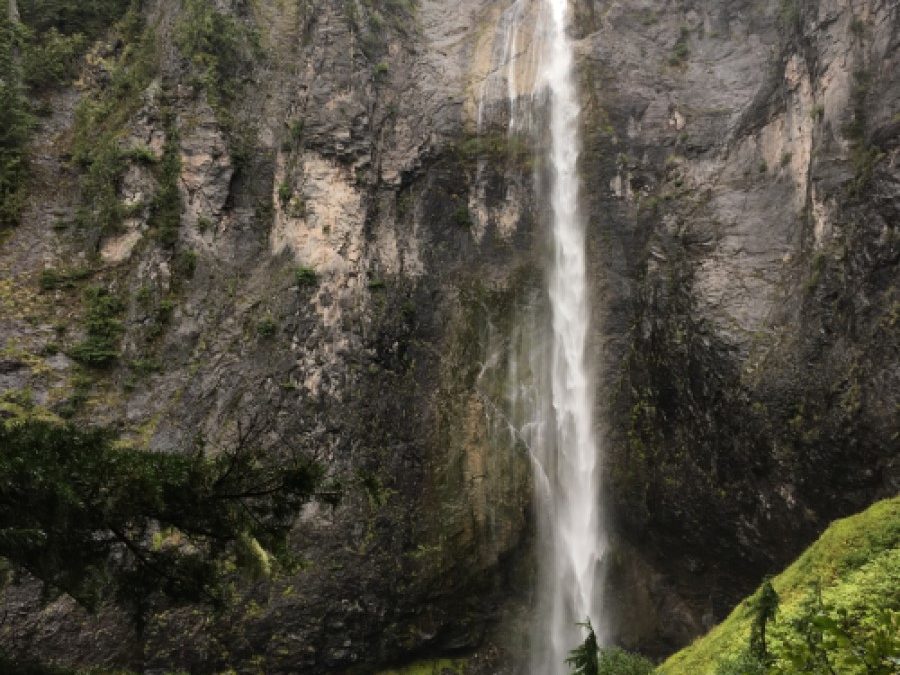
[[475, 1, 607, 673]]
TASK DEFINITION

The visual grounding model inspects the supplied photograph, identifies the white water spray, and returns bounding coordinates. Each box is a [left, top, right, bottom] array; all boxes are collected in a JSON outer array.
[[474, 0, 606, 670], [538, 0, 604, 669]]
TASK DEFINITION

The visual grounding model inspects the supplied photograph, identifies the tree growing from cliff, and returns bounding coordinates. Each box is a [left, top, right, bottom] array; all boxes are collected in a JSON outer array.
[[566, 621, 600, 675], [566, 621, 654, 675], [0, 417, 322, 625]]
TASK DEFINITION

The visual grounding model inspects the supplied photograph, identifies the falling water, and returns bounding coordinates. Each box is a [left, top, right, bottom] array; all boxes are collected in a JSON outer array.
[[473, 0, 605, 669], [538, 0, 604, 669], [474, 0, 605, 672]]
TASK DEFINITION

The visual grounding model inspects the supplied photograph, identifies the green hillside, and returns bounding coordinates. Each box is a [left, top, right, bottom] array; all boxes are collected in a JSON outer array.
[[659, 496, 900, 674]]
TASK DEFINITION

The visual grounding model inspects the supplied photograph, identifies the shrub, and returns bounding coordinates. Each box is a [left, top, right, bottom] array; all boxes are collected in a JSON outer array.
[[70, 8, 157, 236], [0, 16, 33, 228], [21, 27, 86, 89], [174, 0, 258, 163], [38, 267, 92, 291], [68, 286, 124, 367], [174, 249, 197, 279], [668, 28, 690, 66], [124, 144, 158, 165], [597, 648, 654, 675], [149, 113, 183, 246], [290, 119, 304, 142], [453, 204, 473, 228], [295, 266, 318, 287], [278, 181, 292, 205], [257, 317, 277, 338]]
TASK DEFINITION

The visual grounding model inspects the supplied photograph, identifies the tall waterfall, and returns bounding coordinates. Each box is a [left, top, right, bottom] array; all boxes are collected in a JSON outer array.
[[475, 0, 606, 671], [539, 0, 603, 670]]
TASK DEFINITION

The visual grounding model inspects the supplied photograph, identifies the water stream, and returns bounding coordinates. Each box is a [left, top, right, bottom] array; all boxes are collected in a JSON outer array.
[[477, 1, 606, 671], [538, 0, 604, 669]]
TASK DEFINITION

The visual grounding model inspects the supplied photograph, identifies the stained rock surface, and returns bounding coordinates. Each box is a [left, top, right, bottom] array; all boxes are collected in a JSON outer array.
[[0, 0, 896, 672]]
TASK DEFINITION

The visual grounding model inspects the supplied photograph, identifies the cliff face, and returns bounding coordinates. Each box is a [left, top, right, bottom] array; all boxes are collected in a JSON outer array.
[[0, 0, 896, 672]]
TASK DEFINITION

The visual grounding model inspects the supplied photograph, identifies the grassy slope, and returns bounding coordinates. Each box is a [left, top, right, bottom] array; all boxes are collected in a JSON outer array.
[[376, 659, 468, 674], [658, 495, 900, 674]]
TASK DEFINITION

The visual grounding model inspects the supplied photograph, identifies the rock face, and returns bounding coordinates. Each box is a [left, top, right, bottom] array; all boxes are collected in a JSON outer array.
[[0, 0, 896, 672]]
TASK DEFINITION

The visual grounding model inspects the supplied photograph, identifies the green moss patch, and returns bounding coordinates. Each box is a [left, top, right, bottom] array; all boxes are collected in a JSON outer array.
[[376, 658, 468, 675]]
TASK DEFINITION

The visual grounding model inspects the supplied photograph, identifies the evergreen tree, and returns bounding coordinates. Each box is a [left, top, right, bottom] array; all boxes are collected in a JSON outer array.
[[750, 578, 780, 661], [0, 418, 322, 623], [566, 620, 600, 675]]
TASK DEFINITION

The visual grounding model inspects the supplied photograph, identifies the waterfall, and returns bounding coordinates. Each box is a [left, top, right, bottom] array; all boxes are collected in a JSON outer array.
[[474, 1, 606, 672], [539, 0, 604, 669]]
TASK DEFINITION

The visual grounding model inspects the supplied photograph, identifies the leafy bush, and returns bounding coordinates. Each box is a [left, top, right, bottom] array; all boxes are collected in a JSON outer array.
[[68, 286, 124, 367], [0, 16, 33, 228], [597, 648, 654, 675], [21, 27, 86, 89], [71, 8, 157, 235], [38, 267, 92, 291], [566, 621, 654, 675], [257, 317, 277, 338], [295, 266, 318, 287], [715, 651, 768, 675], [146, 111, 183, 246], [453, 204, 473, 228], [278, 181, 292, 205], [18, 0, 134, 38], [175, 0, 251, 105], [668, 28, 690, 66]]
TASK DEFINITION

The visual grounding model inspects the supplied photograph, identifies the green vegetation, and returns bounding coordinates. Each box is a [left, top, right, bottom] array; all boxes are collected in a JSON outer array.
[[566, 621, 654, 675], [68, 286, 124, 367], [175, 0, 258, 168], [148, 110, 182, 246], [1, 1, 155, 233], [597, 648, 654, 674], [295, 266, 318, 287], [659, 496, 900, 674], [17, 0, 134, 91], [20, 27, 86, 90], [668, 28, 690, 67], [0, 418, 322, 621], [778, 0, 801, 33], [38, 267, 93, 291], [455, 132, 531, 168], [453, 204, 473, 228], [278, 180, 292, 205], [842, 70, 884, 196], [376, 658, 468, 675], [0, 14, 33, 229], [18, 0, 134, 43], [71, 7, 157, 235], [0, 650, 76, 675], [257, 317, 277, 338], [567, 621, 601, 675]]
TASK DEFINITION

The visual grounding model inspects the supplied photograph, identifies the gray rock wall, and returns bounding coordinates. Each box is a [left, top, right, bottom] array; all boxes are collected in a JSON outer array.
[[0, 0, 896, 671]]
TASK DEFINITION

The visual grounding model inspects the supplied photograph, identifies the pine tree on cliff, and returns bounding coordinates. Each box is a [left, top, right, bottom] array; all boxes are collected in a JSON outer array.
[[566, 620, 600, 675]]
